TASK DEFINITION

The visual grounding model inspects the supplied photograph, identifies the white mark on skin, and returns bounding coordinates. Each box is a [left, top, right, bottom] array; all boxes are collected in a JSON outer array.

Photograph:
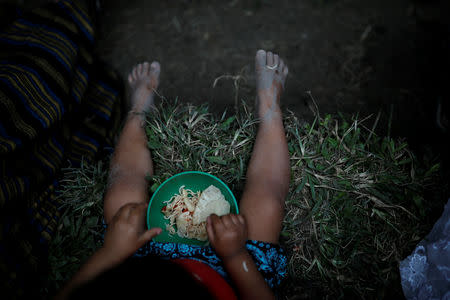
[[242, 260, 249, 272]]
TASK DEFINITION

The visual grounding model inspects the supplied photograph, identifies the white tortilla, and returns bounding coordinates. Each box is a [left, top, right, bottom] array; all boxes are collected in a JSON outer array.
[[192, 185, 230, 225]]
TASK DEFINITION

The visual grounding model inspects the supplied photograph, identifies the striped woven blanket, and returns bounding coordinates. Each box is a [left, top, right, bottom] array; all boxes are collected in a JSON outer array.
[[0, 0, 123, 296]]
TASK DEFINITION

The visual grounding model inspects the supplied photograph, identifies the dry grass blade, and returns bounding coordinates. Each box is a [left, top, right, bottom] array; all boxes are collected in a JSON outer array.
[[47, 98, 440, 299], [282, 110, 438, 298]]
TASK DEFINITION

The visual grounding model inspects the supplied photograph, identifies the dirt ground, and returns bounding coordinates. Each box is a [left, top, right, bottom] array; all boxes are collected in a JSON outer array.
[[3, 0, 448, 164], [95, 0, 450, 184], [98, 0, 375, 116], [96, 0, 449, 152]]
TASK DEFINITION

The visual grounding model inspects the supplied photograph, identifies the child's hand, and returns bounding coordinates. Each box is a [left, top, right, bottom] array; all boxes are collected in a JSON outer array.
[[103, 202, 161, 262], [206, 213, 248, 259]]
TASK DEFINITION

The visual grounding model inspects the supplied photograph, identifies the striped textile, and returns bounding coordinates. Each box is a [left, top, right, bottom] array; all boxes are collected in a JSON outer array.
[[0, 0, 123, 297]]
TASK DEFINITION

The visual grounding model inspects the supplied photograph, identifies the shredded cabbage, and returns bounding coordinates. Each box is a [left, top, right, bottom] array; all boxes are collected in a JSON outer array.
[[161, 185, 208, 241]]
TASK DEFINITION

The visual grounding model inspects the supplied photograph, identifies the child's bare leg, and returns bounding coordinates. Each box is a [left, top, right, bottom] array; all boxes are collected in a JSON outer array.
[[103, 61, 160, 224], [239, 50, 290, 243]]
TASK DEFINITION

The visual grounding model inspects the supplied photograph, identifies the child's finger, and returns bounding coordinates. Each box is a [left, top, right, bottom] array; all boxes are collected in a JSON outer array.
[[237, 214, 245, 225], [229, 214, 240, 226], [129, 203, 148, 222], [209, 214, 224, 233], [206, 216, 215, 241], [139, 227, 162, 244], [115, 203, 131, 220], [133, 202, 148, 215], [221, 215, 233, 227], [121, 202, 141, 221]]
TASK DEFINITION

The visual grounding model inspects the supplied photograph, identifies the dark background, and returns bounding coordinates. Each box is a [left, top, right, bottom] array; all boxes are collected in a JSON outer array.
[[2, 0, 449, 167], [95, 0, 450, 170]]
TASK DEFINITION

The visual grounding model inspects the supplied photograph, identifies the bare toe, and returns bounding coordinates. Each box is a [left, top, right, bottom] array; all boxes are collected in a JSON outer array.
[[150, 61, 161, 77], [142, 62, 150, 75], [266, 51, 274, 67], [255, 49, 267, 70], [274, 54, 280, 68], [278, 58, 285, 73], [132, 66, 138, 80]]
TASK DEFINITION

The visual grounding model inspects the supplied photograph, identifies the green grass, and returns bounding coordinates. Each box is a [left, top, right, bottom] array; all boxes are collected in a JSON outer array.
[[144, 98, 256, 198], [47, 98, 439, 299], [281, 111, 438, 298], [44, 160, 109, 295]]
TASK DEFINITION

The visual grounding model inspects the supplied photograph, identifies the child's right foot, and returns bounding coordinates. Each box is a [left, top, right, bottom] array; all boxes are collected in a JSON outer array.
[[255, 49, 288, 120], [128, 61, 160, 114]]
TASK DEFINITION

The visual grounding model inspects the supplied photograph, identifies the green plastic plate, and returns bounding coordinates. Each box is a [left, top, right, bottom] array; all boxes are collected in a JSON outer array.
[[146, 171, 238, 245]]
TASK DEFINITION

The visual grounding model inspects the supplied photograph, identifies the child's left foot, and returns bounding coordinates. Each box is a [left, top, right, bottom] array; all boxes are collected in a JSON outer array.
[[254, 50, 288, 120], [128, 61, 160, 113]]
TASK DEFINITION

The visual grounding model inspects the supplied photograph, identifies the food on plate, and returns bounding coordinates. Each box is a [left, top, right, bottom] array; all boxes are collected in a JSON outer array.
[[161, 185, 230, 241]]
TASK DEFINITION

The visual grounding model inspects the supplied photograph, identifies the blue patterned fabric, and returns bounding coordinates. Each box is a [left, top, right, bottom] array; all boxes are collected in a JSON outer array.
[[134, 240, 287, 288], [102, 222, 287, 288]]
